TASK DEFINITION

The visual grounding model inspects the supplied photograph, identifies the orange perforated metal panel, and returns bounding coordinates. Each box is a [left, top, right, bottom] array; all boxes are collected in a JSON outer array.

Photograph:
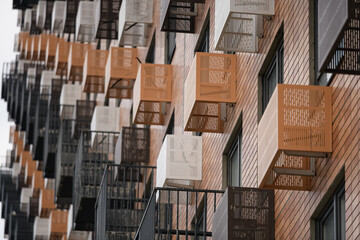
[[104, 47, 139, 99], [67, 43, 93, 82], [54, 39, 70, 76], [25, 160, 36, 186], [50, 210, 68, 239], [40, 189, 56, 217], [46, 36, 60, 70], [38, 34, 51, 61], [82, 49, 109, 93], [25, 37, 33, 60], [32, 170, 45, 197], [19, 32, 30, 59], [258, 84, 332, 190], [133, 63, 172, 125], [184, 52, 237, 133], [31, 35, 40, 61]]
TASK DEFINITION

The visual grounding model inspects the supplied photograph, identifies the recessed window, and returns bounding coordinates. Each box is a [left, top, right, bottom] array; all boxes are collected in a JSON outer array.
[[316, 181, 345, 240], [146, 33, 156, 64], [262, 40, 283, 113], [195, 22, 209, 53], [227, 129, 242, 187], [191, 202, 205, 240], [163, 111, 175, 142], [166, 28, 176, 64]]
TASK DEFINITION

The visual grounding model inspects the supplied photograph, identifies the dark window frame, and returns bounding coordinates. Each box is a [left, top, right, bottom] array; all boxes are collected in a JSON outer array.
[[146, 33, 156, 64], [227, 129, 242, 187], [316, 181, 345, 240], [166, 30, 176, 64], [163, 111, 175, 142]]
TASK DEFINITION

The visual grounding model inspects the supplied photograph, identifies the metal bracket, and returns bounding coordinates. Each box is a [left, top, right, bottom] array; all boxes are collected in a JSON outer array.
[[273, 157, 316, 176]]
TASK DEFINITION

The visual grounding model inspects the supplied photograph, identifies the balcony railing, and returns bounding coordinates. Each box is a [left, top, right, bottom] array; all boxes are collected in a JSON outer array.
[[73, 100, 96, 139], [133, 63, 172, 125], [64, 0, 82, 34], [76, 1, 97, 42], [95, 0, 121, 40], [52, 1, 66, 34], [115, 127, 150, 164], [184, 52, 237, 133], [318, 0, 360, 74], [135, 188, 224, 239], [214, 0, 275, 52], [105, 47, 139, 99], [82, 49, 109, 93], [118, 0, 153, 47], [67, 43, 93, 82], [73, 130, 119, 231], [46, 35, 60, 69], [33, 217, 50, 239], [39, 189, 56, 218], [54, 39, 70, 76], [160, 0, 205, 33], [95, 164, 156, 240], [258, 84, 332, 190], [19, 78, 29, 129]]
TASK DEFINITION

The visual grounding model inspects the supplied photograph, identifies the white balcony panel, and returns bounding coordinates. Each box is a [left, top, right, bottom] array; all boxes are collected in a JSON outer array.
[[37, 1, 47, 29], [17, 60, 30, 74], [40, 70, 55, 94], [12, 162, 21, 179], [26, 67, 36, 89], [45, 178, 55, 190], [17, 10, 22, 27], [52, 1, 66, 34], [20, 187, 33, 212], [118, 0, 153, 47], [75, 1, 97, 42], [24, 9, 32, 32], [59, 83, 82, 118], [34, 217, 51, 240]]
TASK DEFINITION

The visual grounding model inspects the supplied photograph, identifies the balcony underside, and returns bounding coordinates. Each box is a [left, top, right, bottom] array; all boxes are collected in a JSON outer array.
[[83, 76, 105, 93], [96, 21, 118, 40], [134, 101, 166, 125], [43, 152, 55, 178], [106, 78, 134, 99]]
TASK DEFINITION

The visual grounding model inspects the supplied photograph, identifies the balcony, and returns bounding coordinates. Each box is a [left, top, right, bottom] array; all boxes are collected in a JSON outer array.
[[63, 0, 81, 34], [9, 213, 33, 240], [60, 83, 82, 118], [72, 100, 96, 139], [27, 197, 39, 221], [25, 80, 41, 145], [212, 187, 274, 239], [39, 189, 56, 218], [118, 0, 153, 47], [46, 35, 60, 69], [52, 1, 66, 34], [133, 63, 172, 125], [91, 106, 120, 137], [50, 210, 68, 239], [24, 159, 36, 186], [76, 1, 97, 42], [54, 39, 70, 75], [82, 49, 109, 93], [105, 47, 139, 99], [160, 0, 205, 33], [95, 164, 156, 240], [95, 0, 121, 40], [36, 0, 54, 30], [38, 34, 51, 61], [214, 0, 275, 52], [157, 135, 202, 203], [184, 52, 237, 133], [321, 1, 360, 74], [23, 9, 32, 32], [31, 170, 44, 198], [258, 84, 332, 190], [73, 130, 119, 231], [19, 76, 29, 129], [20, 187, 33, 212], [67, 43, 92, 82], [135, 188, 224, 239], [33, 217, 50, 239], [115, 127, 150, 164]]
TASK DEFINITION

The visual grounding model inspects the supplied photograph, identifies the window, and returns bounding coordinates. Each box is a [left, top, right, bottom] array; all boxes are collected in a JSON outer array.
[[191, 202, 205, 240], [316, 181, 345, 240], [166, 28, 176, 64], [163, 111, 174, 142], [262, 40, 283, 113], [195, 12, 210, 54], [146, 33, 156, 64], [227, 129, 242, 187]]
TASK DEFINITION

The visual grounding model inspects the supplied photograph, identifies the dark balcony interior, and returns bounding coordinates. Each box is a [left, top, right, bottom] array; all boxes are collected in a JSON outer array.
[[135, 188, 224, 239], [25, 85, 40, 145], [73, 131, 119, 231], [64, 0, 81, 34], [96, 0, 121, 40], [12, 0, 38, 10], [43, 0, 55, 30], [73, 100, 96, 139], [9, 212, 33, 240], [95, 164, 156, 240], [115, 127, 150, 164], [27, 196, 39, 222]]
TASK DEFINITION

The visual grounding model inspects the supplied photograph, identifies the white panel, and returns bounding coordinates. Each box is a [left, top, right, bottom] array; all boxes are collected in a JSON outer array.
[[14, 34, 19, 52], [45, 178, 55, 190], [17, 60, 29, 74], [34, 217, 51, 239], [26, 67, 36, 89], [90, 106, 120, 132], [20, 187, 33, 212], [76, 1, 96, 43], [59, 83, 82, 117], [12, 163, 21, 179], [67, 205, 73, 239], [94, 0, 101, 39], [118, 0, 153, 47], [52, 1, 66, 34], [40, 70, 55, 94], [24, 9, 32, 32], [37, 1, 47, 29], [231, 0, 275, 16], [17, 10, 22, 27]]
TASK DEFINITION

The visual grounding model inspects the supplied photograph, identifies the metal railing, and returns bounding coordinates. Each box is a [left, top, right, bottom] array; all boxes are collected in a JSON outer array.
[[135, 188, 224, 240], [95, 164, 156, 240], [73, 130, 120, 231], [25, 85, 40, 145], [27, 197, 39, 221]]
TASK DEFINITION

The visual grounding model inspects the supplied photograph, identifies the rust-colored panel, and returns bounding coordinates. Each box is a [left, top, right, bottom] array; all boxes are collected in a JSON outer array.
[[82, 49, 109, 93], [32, 170, 45, 197], [46, 35, 60, 70], [54, 39, 71, 76], [40, 189, 56, 218], [67, 43, 93, 82], [38, 34, 51, 61], [104, 47, 139, 99], [184, 52, 237, 133], [25, 159, 36, 186], [31, 35, 40, 61], [50, 209, 68, 238]]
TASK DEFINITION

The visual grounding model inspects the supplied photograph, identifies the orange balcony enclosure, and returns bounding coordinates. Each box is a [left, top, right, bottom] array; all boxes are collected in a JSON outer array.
[[133, 63, 172, 125], [31, 35, 40, 61], [39, 189, 56, 217], [46, 35, 60, 69], [104, 47, 139, 99], [32, 171, 45, 197], [50, 210, 68, 239], [68, 43, 93, 82], [258, 84, 332, 191], [184, 52, 237, 133], [25, 159, 36, 186], [54, 39, 70, 76], [82, 49, 109, 93], [38, 34, 51, 61], [25, 37, 33, 60], [20, 33, 30, 59]]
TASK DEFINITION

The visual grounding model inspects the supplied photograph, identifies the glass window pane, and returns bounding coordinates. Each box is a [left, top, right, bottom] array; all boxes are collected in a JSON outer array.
[[340, 192, 345, 240], [322, 210, 335, 240], [230, 146, 239, 187]]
